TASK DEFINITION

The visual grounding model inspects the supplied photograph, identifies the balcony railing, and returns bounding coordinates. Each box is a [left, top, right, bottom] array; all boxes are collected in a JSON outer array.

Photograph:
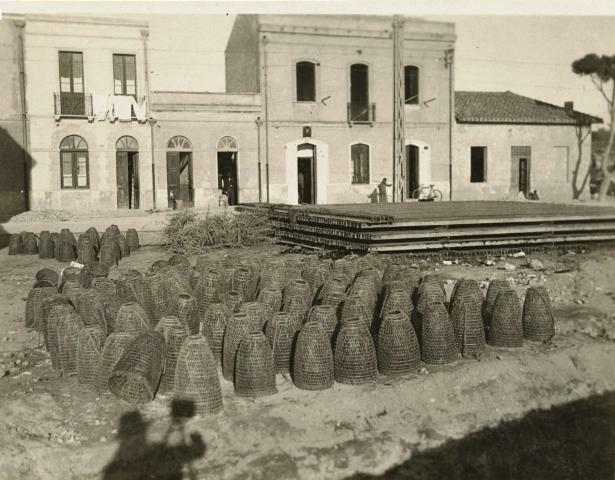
[[347, 102, 376, 125], [54, 92, 93, 117]]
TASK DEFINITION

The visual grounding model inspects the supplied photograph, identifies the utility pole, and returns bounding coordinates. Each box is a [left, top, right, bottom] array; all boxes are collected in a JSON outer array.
[[392, 15, 406, 203], [444, 47, 454, 201]]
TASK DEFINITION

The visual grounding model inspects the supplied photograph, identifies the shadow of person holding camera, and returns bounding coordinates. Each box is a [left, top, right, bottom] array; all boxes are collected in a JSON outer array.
[[102, 399, 206, 480]]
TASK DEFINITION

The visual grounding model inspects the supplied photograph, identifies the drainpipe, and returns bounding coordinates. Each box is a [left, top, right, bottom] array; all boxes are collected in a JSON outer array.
[[141, 28, 156, 210], [262, 35, 270, 203], [15, 20, 30, 211], [255, 116, 263, 202], [447, 47, 454, 201]]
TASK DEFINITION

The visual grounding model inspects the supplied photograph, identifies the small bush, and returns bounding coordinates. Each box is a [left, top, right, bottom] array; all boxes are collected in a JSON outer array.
[[163, 209, 275, 254]]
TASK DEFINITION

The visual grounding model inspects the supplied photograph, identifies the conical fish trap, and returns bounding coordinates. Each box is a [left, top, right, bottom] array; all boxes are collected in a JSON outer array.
[[222, 290, 244, 314], [102, 299, 123, 334], [239, 301, 266, 330], [232, 266, 255, 302], [334, 318, 377, 385], [77, 237, 96, 264], [489, 290, 523, 348], [126, 228, 140, 252], [150, 259, 169, 273], [36, 267, 59, 286], [115, 270, 144, 303], [117, 234, 130, 258], [306, 305, 337, 339], [77, 324, 106, 387], [382, 263, 403, 285], [8, 234, 23, 255], [522, 286, 555, 342], [53, 234, 63, 261], [160, 265, 193, 314], [380, 287, 414, 320], [195, 269, 223, 317], [189, 272, 201, 291], [235, 332, 277, 397], [85, 227, 100, 253], [41, 295, 71, 349], [264, 311, 295, 374], [302, 263, 330, 300], [99, 244, 117, 267], [341, 295, 373, 331], [416, 281, 447, 314], [33, 280, 56, 289], [46, 302, 74, 368], [65, 284, 85, 313], [377, 310, 420, 375], [56, 310, 83, 375], [451, 279, 483, 311], [421, 303, 458, 365], [23, 232, 38, 255], [222, 312, 254, 381], [25, 286, 57, 331], [78, 289, 108, 335], [449, 295, 485, 357], [202, 303, 229, 362], [258, 287, 283, 318], [177, 294, 199, 334], [95, 332, 135, 394], [159, 324, 189, 393], [142, 273, 170, 324], [39, 231, 54, 259], [483, 279, 512, 327], [61, 266, 83, 286], [293, 321, 334, 390], [283, 296, 310, 331], [169, 254, 192, 279], [101, 237, 122, 261], [319, 277, 347, 303], [115, 302, 151, 336], [174, 334, 223, 414], [91, 277, 117, 302], [108, 331, 166, 404], [82, 262, 110, 288], [284, 279, 312, 307], [259, 259, 287, 291]]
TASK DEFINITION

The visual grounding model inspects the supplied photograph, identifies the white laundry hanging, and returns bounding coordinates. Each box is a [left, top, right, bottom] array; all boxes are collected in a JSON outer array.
[[132, 97, 147, 122], [112, 95, 134, 121], [92, 94, 110, 121]]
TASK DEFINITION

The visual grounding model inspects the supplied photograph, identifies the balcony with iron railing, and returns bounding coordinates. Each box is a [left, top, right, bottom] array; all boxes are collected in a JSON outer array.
[[54, 93, 147, 121], [347, 102, 376, 126]]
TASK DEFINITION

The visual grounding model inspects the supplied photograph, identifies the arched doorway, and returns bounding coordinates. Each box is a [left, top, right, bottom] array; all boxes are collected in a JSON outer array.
[[166, 136, 193, 208], [116, 136, 139, 209], [217, 136, 239, 205], [405, 140, 431, 198]]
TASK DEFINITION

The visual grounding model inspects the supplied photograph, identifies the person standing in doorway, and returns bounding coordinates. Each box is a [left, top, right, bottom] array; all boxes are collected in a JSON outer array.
[[298, 171, 305, 204], [224, 174, 235, 206], [378, 178, 392, 203]]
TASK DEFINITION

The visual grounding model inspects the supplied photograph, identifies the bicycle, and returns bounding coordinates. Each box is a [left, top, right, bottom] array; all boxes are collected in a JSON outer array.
[[411, 184, 443, 201]]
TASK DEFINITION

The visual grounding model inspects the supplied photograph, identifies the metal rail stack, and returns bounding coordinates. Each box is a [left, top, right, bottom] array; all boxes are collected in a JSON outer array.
[[238, 201, 615, 253]]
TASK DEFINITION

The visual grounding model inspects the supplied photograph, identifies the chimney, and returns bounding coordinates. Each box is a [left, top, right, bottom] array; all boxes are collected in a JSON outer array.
[[564, 101, 574, 112]]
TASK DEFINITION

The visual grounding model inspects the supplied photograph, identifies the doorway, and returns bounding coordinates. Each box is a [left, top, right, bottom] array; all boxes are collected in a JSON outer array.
[[297, 143, 316, 204], [519, 158, 530, 195], [511, 146, 531, 197], [116, 136, 139, 209], [217, 151, 239, 205], [406, 144, 420, 198], [166, 136, 194, 208]]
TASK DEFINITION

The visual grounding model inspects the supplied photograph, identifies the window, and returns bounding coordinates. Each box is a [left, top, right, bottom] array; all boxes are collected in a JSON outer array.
[[113, 54, 137, 96], [59, 51, 85, 115], [470, 146, 486, 183], [216, 136, 238, 151], [351, 143, 370, 184], [404, 65, 419, 104], [60, 135, 89, 189], [350, 64, 369, 122], [296, 61, 316, 102]]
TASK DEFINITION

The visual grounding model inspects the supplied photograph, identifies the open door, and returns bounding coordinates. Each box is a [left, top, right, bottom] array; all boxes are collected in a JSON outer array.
[[512, 146, 531, 197], [117, 150, 129, 209], [217, 151, 239, 205], [116, 136, 139, 209], [519, 158, 530, 196], [297, 143, 316, 204], [406, 144, 420, 198]]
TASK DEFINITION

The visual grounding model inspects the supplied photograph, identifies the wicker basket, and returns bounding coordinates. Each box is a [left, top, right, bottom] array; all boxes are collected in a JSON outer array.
[[25, 286, 57, 331], [142, 273, 170, 324], [222, 290, 244, 314], [293, 321, 334, 390], [160, 265, 193, 314], [195, 269, 223, 317], [126, 228, 140, 252], [77, 237, 97, 265], [235, 332, 277, 397], [150, 259, 170, 274], [334, 318, 377, 384], [380, 286, 414, 321], [56, 310, 84, 375], [59, 239, 77, 263], [41, 295, 71, 349], [95, 332, 135, 394], [382, 263, 403, 285], [46, 302, 75, 368], [176, 294, 199, 335], [239, 301, 267, 330], [421, 303, 459, 365], [221, 312, 255, 381], [53, 233, 63, 261], [259, 259, 287, 291], [303, 262, 331, 300], [33, 280, 56, 289], [85, 227, 100, 253], [489, 289, 523, 348], [36, 268, 59, 286], [22, 232, 38, 255], [169, 254, 193, 279], [102, 238, 122, 262], [202, 303, 229, 362], [108, 331, 167, 404], [102, 299, 123, 334], [232, 266, 255, 302], [522, 286, 555, 342], [77, 324, 106, 387], [159, 324, 189, 393], [341, 295, 373, 331], [115, 270, 144, 303], [306, 305, 337, 339], [483, 279, 512, 328], [377, 310, 420, 375], [450, 279, 484, 311], [282, 296, 310, 331], [415, 281, 447, 314], [99, 244, 117, 267], [174, 334, 223, 414], [155, 315, 187, 341], [116, 234, 130, 258], [91, 277, 118, 302], [82, 262, 110, 287], [115, 302, 151, 336], [257, 287, 283, 318], [78, 289, 108, 335], [8, 234, 23, 255], [61, 266, 83, 286], [264, 311, 295, 374], [449, 295, 485, 357], [318, 277, 347, 303], [38, 231, 55, 259], [284, 279, 312, 307]]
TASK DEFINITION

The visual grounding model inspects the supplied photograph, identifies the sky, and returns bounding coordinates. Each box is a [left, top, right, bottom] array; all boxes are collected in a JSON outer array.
[[2, 1, 614, 123]]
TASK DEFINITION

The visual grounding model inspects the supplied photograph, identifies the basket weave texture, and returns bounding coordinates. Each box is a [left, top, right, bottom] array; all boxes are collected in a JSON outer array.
[[117, 234, 130, 258], [202, 303, 229, 362], [36, 267, 59, 285], [114, 302, 151, 336], [91, 277, 118, 302], [239, 301, 266, 330], [522, 286, 555, 342], [489, 290, 523, 347], [38, 231, 54, 259], [421, 303, 459, 365], [293, 321, 334, 390], [222, 291, 244, 314], [78, 289, 108, 335], [258, 287, 283, 318], [126, 228, 140, 251], [25, 286, 57, 331], [483, 279, 512, 329], [235, 332, 277, 397], [99, 245, 117, 267], [77, 324, 106, 387], [95, 332, 135, 393], [221, 312, 255, 381], [108, 331, 167, 404], [142, 273, 170, 324], [334, 318, 377, 384], [169, 254, 192, 279], [159, 324, 189, 393], [377, 310, 420, 375], [449, 295, 486, 357], [115, 270, 144, 303], [174, 334, 223, 415], [56, 310, 83, 375], [8, 234, 23, 255], [195, 270, 223, 317], [264, 311, 295, 374], [177, 294, 200, 334], [306, 305, 338, 339]]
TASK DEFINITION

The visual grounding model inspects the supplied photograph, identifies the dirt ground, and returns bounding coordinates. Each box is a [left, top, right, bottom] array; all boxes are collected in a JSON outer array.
[[1, 245, 615, 479]]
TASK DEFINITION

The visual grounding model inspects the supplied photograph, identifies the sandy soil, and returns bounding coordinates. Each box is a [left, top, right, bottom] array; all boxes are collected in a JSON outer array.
[[1, 246, 614, 479]]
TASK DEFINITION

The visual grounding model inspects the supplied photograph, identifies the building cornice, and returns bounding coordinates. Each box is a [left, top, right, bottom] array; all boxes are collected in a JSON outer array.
[[7, 13, 148, 29]]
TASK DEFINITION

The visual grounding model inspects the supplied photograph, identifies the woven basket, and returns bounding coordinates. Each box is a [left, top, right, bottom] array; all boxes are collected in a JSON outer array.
[[302, 263, 331, 300], [159, 324, 189, 393], [116, 234, 130, 258], [126, 228, 140, 252], [106, 224, 121, 237], [195, 269, 223, 317], [293, 321, 334, 390], [232, 266, 255, 302], [189, 272, 201, 291], [341, 295, 373, 331], [46, 302, 74, 368], [38, 231, 55, 259], [202, 303, 229, 362], [421, 303, 459, 365], [108, 331, 167, 404], [85, 227, 100, 253], [169, 254, 192, 279], [415, 281, 447, 314], [264, 311, 295, 374], [35, 268, 59, 286], [522, 286, 555, 342], [56, 310, 83, 375], [115, 270, 144, 303], [59, 240, 77, 263], [77, 324, 106, 387], [174, 334, 223, 414], [91, 277, 118, 302], [150, 259, 170, 273], [25, 286, 57, 331], [489, 289, 523, 347], [102, 299, 123, 334], [142, 273, 170, 324], [160, 265, 193, 314], [284, 279, 312, 307], [239, 301, 266, 330], [318, 276, 347, 302], [155, 315, 188, 341], [99, 244, 117, 267], [483, 279, 512, 325], [449, 295, 486, 357], [380, 286, 414, 320], [78, 289, 108, 335], [222, 290, 244, 314], [235, 332, 277, 397], [22, 232, 38, 255], [82, 262, 110, 288], [77, 236, 96, 264], [33, 280, 56, 289], [334, 318, 377, 384], [257, 287, 283, 318], [8, 234, 23, 255], [377, 310, 420, 375], [282, 296, 310, 331], [221, 312, 255, 381], [61, 267, 83, 286], [62, 281, 81, 302], [53, 233, 63, 261], [306, 305, 337, 339], [176, 294, 199, 334], [95, 332, 135, 394], [41, 296, 71, 350], [115, 302, 151, 336], [259, 259, 287, 291], [450, 279, 484, 311], [382, 263, 403, 285]]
